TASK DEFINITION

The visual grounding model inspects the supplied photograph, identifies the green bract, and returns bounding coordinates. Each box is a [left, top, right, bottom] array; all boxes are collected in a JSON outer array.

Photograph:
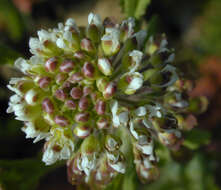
[[7, 13, 206, 188]]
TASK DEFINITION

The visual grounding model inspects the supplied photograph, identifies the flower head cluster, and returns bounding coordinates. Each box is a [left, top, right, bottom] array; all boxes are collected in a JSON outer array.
[[7, 13, 206, 187]]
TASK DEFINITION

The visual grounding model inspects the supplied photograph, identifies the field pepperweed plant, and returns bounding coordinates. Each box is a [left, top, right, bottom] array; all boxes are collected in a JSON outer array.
[[7, 13, 206, 188]]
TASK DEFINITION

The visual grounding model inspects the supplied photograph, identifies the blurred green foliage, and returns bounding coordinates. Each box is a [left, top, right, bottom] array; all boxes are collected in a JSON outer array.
[[120, 0, 151, 19], [0, 158, 64, 190], [0, 0, 25, 41], [196, 0, 221, 56], [0, 44, 21, 65]]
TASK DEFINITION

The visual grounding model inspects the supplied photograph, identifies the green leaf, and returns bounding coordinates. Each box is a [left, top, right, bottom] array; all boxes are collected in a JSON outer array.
[[0, 0, 25, 40], [134, 0, 151, 19], [0, 43, 21, 65], [183, 129, 211, 150], [0, 158, 64, 190], [120, 0, 151, 19]]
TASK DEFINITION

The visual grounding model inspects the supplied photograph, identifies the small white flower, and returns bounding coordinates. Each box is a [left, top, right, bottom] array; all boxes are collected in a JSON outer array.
[[29, 37, 43, 54], [56, 38, 67, 49], [110, 101, 129, 127], [129, 50, 143, 72], [80, 153, 97, 176], [135, 106, 146, 116], [88, 13, 102, 28], [109, 161, 125, 173], [110, 100, 120, 127], [42, 128, 74, 165], [132, 30, 147, 48], [101, 28, 120, 54], [24, 89, 38, 105], [118, 111, 129, 124], [98, 58, 113, 76], [124, 72, 143, 95], [121, 17, 135, 38], [21, 122, 49, 143], [129, 121, 139, 139], [14, 58, 30, 74], [37, 29, 52, 42]]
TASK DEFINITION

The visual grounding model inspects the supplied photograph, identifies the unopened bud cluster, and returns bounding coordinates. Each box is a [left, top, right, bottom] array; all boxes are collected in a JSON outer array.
[[7, 13, 206, 187]]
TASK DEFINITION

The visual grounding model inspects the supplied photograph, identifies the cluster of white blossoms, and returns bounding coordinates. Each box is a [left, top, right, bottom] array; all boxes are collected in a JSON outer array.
[[7, 13, 206, 187]]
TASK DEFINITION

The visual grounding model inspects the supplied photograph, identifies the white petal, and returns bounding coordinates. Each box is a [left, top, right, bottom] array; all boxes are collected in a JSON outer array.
[[24, 89, 37, 105], [56, 38, 66, 49], [37, 29, 51, 42], [101, 28, 120, 53], [109, 161, 125, 173], [132, 30, 147, 48], [98, 58, 112, 76], [129, 121, 138, 139], [63, 31, 73, 42], [119, 111, 129, 124], [14, 58, 30, 73], [88, 13, 102, 28], [129, 50, 143, 72], [136, 144, 153, 155], [135, 106, 146, 116], [29, 37, 43, 53]]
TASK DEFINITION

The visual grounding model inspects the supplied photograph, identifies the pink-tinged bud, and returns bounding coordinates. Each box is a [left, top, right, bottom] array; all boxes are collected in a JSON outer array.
[[38, 77, 51, 89], [56, 73, 67, 84], [65, 100, 76, 110], [104, 82, 117, 99], [90, 92, 98, 103], [74, 125, 91, 138], [70, 87, 83, 99], [97, 118, 109, 129], [74, 51, 85, 59], [42, 98, 54, 114], [60, 60, 75, 72], [45, 57, 57, 72], [83, 86, 92, 96], [68, 72, 83, 83], [54, 115, 69, 127], [82, 62, 95, 78], [62, 81, 71, 89], [75, 112, 90, 122], [79, 97, 89, 111], [67, 153, 85, 185], [81, 38, 94, 52], [55, 89, 67, 101], [95, 100, 106, 115]]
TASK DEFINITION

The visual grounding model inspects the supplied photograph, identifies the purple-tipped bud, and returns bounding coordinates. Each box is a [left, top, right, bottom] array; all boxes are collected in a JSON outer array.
[[83, 86, 92, 96], [83, 62, 95, 78], [55, 89, 67, 101], [90, 92, 98, 103], [78, 97, 89, 111], [95, 100, 106, 115], [45, 57, 57, 72], [104, 82, 117, 99], [74, 125, 91, 138], [70, 87, 83, 99], [65, 100, 76, 110], [97, 117, 109, 129], [56, 73, 67, 84], [68, 72, 83, 83], [54, 115, 69, 127], [74, 51, 85, 59], [38, 77, 51, 89], [81, 38, 94, 52], [75, 112, 90, 122], [42, 98, 54, 114], [60, 60, 75, 73]]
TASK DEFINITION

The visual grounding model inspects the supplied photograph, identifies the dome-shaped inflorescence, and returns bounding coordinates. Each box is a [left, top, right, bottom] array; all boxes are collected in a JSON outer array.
[[7, 13, 206, 187]]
